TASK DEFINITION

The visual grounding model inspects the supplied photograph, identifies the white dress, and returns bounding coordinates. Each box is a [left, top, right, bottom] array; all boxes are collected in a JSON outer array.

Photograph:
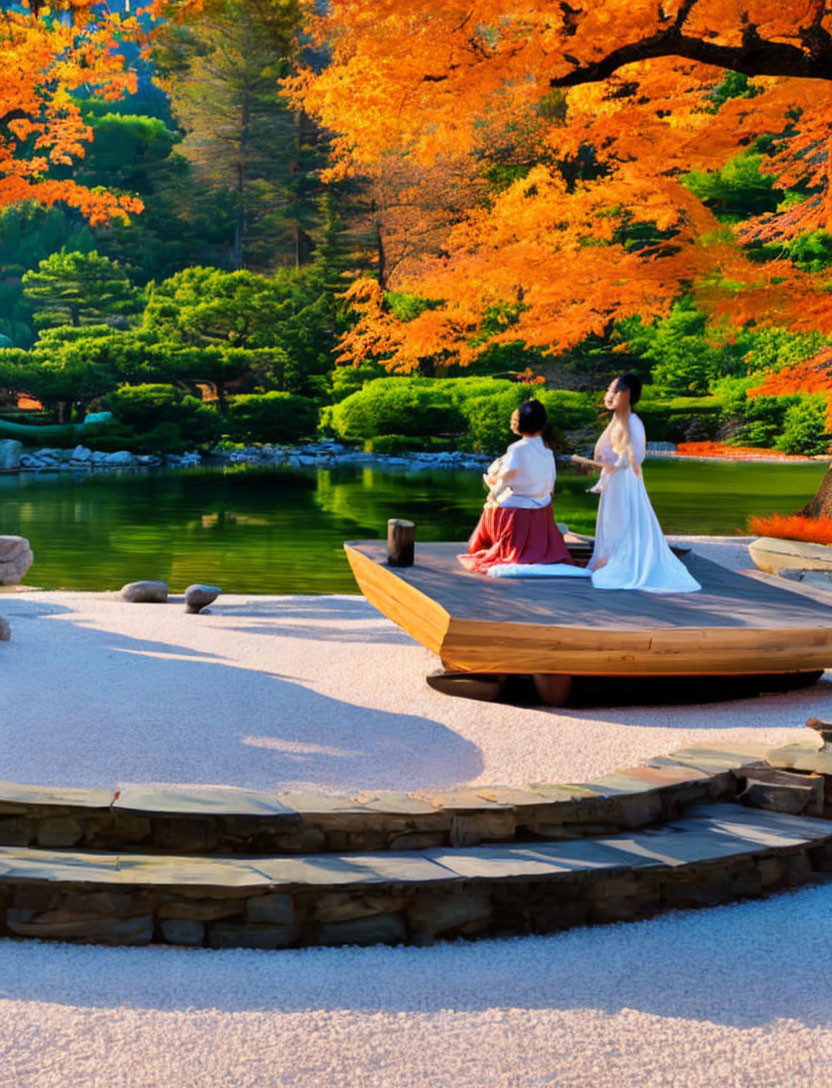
[[588, 414, 701, 593]]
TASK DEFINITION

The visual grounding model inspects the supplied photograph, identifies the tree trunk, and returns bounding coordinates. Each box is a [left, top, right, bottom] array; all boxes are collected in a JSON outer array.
[[233, 88, 251, 271], [375, 219, 387, 289], [801, 466, 832, 519]]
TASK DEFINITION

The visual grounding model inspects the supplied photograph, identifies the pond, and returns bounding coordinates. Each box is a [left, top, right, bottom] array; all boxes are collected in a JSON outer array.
[[0, 459, 826, 594]]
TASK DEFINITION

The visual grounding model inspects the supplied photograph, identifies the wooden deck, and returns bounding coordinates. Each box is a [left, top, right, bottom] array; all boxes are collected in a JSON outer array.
[[344, 540, 832, 677]]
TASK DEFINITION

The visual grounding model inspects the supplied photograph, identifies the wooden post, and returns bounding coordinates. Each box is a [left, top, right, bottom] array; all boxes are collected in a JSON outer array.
[[387, 519, 415, 567]]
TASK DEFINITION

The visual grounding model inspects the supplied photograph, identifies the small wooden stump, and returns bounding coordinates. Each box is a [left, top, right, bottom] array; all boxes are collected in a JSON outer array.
[[387, 519, 415, 567]]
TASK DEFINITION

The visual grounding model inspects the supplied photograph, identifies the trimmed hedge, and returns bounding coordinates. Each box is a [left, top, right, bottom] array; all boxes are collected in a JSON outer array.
[[227, 391, 317, 444], [98, 383, 222, 452], [321, 379, 466, 441], [323, 376, 597, 453], [363, 434, 455, 455], [637, 395, 723, 443]]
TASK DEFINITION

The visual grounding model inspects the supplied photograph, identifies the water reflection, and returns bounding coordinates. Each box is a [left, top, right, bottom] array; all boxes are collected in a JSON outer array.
[[0, 461, 824, 593]]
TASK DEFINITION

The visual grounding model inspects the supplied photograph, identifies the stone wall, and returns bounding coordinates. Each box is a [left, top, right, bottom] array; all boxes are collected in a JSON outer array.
[[0, 804, 829, 948], [0, 741, 829, 950]]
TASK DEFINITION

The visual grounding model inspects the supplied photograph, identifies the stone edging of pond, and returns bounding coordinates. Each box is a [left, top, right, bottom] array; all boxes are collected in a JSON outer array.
[[3, 439, 827, 476], [3, 440, 492, 475], [2, 739, 832, 948]]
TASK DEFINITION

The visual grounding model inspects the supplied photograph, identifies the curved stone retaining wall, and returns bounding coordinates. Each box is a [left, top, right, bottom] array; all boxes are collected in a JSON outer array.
[[1, 804, 831, 948], [0, 743, 764, 856], [1, 740, 830, 949]]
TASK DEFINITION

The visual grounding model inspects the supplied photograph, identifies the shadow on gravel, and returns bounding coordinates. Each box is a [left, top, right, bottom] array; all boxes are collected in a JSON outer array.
[[0, 600, 481, 792]]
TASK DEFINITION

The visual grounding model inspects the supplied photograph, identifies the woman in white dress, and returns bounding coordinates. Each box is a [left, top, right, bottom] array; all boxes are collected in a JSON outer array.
[[574, 373, 700, 593]]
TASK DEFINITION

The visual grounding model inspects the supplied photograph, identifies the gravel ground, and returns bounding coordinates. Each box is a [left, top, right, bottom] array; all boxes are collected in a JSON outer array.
[[0, 538, 826, 794], [1, 536, 831, 1087]]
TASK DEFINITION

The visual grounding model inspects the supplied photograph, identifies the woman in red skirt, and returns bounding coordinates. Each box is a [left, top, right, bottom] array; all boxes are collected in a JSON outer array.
[[459, 399, 573, 574]]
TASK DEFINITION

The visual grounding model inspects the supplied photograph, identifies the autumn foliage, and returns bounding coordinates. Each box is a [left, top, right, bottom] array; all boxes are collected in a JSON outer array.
[[0, 1, 143, 223], [676, 441, 811, 460], [749, 514, 832, 546], [748, 347, 832, 431], [290, 1, 832, 372]]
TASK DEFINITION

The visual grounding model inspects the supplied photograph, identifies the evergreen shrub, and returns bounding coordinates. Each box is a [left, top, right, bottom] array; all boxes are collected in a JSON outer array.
[[637, 394, 723, 443], [362, 434, 455, 455], [322, 378, 466, 441], [323, 376, 596, 453], [99, 383, 221, 450], [774, 395, 830, 456], [227, 391, 317, 444]]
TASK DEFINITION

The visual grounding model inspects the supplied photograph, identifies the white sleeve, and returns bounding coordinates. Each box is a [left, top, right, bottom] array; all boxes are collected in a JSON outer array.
[[630, 415, 646, 467], [498, 442, 523, 481]]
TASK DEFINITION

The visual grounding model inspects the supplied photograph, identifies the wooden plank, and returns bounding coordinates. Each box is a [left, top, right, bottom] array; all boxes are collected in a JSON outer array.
[[439, 636, 832, 675], [649, 627, 832, 650]]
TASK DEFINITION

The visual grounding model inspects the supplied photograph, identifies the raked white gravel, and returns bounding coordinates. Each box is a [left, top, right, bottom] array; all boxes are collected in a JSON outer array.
[[1, 537, 831, 1086]]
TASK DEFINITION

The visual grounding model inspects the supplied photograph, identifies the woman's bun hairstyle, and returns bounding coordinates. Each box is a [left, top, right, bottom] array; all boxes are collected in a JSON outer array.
[[516, 399, 548, 435], [616, 373, 642, 406]]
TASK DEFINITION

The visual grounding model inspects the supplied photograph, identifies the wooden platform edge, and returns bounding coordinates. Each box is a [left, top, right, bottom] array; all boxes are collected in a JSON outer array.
[[441, 614, 832, 674], [346, 543, 832, 677], [344, 543, 451, 654]]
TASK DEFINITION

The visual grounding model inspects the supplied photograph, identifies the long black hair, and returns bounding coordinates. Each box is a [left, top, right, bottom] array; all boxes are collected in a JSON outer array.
[[614, 373, 642, 406]]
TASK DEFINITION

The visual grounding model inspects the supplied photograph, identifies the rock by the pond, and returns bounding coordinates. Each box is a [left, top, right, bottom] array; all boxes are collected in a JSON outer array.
[[185, 584, 220, 613], [106, 451, 138, 466], [0, 616, 9, 641], [121, 580, 169, 603], [750, 536, 832, 575], [0, 536, 33, 585], [0, 439, 22, 472]]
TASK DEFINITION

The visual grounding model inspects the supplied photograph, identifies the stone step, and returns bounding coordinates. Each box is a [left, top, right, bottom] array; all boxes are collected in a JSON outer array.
[[2, 803, 831, 949], [0, 742, 773, 856]]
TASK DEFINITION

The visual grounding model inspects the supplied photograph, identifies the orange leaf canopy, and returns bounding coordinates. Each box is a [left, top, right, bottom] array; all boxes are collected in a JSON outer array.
[[0, 1, 144, 222], [291, 1, 832, 369]]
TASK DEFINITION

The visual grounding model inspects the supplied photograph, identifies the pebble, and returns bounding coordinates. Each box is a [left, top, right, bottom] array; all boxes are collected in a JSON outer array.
[[121, 580, 169, 604], [185, 584, 221, 614]]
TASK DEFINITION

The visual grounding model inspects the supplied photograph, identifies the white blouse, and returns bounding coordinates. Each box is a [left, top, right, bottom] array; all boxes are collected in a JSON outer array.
[[486, 435, 556, 509]]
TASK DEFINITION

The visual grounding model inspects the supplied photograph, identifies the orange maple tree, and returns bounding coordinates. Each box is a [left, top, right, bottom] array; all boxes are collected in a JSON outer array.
[[288, 1, 832, 374], [0, 0, 143, 223]]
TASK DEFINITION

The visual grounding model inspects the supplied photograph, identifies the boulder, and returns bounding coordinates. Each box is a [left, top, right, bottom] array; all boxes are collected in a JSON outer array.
[[185, 584, 220, 614], [70, 445, 93, 463], [0, 439, 22, 472], [106, 451, 137, 466], [0, 616, 9, 641], [121, 580, 168, 603], [749, 536, 832, 575], [0, 535, 33, 585]]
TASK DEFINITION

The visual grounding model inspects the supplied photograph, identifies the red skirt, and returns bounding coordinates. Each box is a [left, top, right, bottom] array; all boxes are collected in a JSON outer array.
[[459, 503, 574, 573]]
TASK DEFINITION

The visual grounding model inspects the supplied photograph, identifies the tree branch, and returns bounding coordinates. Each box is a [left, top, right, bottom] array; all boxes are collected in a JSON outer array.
[[0, 109, 28, 139], [550, 17, 832, 87]]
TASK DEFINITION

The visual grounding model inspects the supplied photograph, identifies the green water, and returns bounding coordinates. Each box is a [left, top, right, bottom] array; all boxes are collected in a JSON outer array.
[[0, 459, 826, 593]]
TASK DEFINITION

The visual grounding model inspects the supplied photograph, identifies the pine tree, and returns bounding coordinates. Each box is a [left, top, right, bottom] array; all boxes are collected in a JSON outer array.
[[159, 0, 320, 271], [22, 250, 138, 329]]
